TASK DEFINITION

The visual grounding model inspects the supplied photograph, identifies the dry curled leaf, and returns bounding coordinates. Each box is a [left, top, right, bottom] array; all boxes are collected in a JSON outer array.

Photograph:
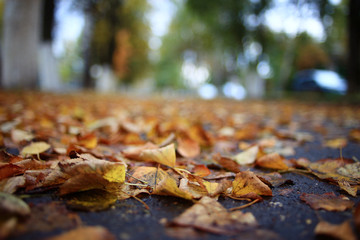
[[232, 171, 272, 197], [315, 221, 356, 240], [171, 196, 257, 235], [139, 144, 176, 167], [256, 152, 289, 170], [130, 166, 192, 200], [177, 136, 200, 158], [300, 192, 354, 211]]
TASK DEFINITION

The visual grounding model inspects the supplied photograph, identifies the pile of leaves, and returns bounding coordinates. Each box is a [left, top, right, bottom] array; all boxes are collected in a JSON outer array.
[[0, 92, 360, 239]]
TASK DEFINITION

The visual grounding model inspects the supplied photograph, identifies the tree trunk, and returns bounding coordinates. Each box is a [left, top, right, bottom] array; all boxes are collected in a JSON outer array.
[[347, 0, 360, 94], [82, 13, 95, 89], [1, 0, 41, 89]]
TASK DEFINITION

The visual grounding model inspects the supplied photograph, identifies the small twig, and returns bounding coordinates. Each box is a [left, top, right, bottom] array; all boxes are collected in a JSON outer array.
[[124, 182, 149, 188], [120, 190, 150, 210], [228, 199, 260, 211], [225, 194, 252, 202], [126, 172, 148, 185], [340, 146, 343, 161]]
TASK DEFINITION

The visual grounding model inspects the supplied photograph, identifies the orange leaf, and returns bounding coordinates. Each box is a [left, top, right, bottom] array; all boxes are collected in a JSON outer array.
[[177, 136, 200, 158], [256, 153, 289, 170], [192, 164, 211, 177]]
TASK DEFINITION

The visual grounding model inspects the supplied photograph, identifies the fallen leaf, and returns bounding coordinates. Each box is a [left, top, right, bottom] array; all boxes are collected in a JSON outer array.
[[139, 143, 176, 167], [324, 138, 347, 148], [192, 164, 211, 177], [232, 171, 272, 197], [232, 145, 259, 165], [0, 192, 30, 217], [59, 159, 126, 195], [338, 179, 358, 197], [256, 172, 293, 187], [20, 142, 51, 156], [349, 129, 360, 142], [256, 152, 289, 170], [46, 226, 115, 240], [130, 166, 192, 200], [11, 129, 34, 143], [337, 162, 360, 179], [214, 154, 241, 173], [315, 221, 356, 240], [78, 133, 98, 149], [171, 196, 257, 235], [0, 175, 26, 193], [0, 163, 24, 181], [177, 136, 200, 158], [300, 192, 354, 211]]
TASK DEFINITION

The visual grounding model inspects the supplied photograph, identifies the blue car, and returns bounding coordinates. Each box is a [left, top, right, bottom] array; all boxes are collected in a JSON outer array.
[[292, 69, 347, 95]]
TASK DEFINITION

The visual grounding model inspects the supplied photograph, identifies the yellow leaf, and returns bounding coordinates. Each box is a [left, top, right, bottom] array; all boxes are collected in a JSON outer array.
[[139, 144, 176, 167], [20, 142, 50, 156], [103, 164, 126, 183], [232, 171, 272, 197], [78, 133, 98, 149], [324, 138, 347, 149], [130, 166, 192, 200]]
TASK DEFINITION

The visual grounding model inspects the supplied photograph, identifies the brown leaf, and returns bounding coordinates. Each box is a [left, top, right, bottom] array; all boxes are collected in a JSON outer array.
[[315, 221, 356, 240], [232, 171, 272, 197], [59, 159, 126, 195], [0, 164, 24, 181], [256, 152, 289, 170], [256, 172, 293, 187], [46, 226, 115, 240], [214, 154, 241, 173], [171, 196, 257, 235], [300, 192, 354, 211]]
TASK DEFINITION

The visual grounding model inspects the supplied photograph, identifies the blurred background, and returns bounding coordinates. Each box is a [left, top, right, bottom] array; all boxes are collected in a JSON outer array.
[[0, 0, 359, 100]]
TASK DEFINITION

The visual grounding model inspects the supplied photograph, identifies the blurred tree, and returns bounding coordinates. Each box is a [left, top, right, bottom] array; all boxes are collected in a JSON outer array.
[[1, 0, 42, 89], [1, 0, 58, 90], [73, 0, 150, 88]]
